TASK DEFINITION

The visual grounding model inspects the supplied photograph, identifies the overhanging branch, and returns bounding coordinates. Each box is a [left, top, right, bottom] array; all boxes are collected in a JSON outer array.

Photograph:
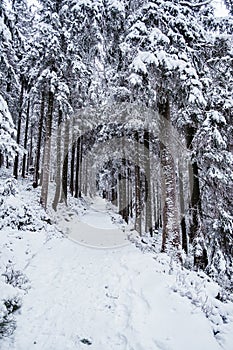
[[180, 0, 211, 8]]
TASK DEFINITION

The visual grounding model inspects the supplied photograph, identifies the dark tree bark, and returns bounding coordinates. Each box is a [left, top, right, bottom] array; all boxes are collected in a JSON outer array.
[[83, 157, 89, 196], [144, 130, 153, 236], [185, 125, 202, 241], [61, 118, 70, 204], [127, 166, 133, 219], [119, 158, 128, 223], [70, 118, 76, 196], [111, 168, 117, 205], [179, 163, 188, 253], [22, 99, 30, 178], [134, 131, 142, 235], [153, 183, 160, 232], [75, 137, 82, 198], [185, 124, 203, 265], [0, 153, 4, 168], [119, 137, 128, 223], [34, 89, 45, 188], [190, 161, 202, 242], [159, 99, 181, 260], [27, 123, 33, 175], [52, 110, 62, 211], [13, 79, 24, 179], [40, 90, 54, 209]]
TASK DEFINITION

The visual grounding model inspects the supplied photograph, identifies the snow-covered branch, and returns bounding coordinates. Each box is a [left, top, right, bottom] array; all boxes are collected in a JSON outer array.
[[180, 0, 211, 8]]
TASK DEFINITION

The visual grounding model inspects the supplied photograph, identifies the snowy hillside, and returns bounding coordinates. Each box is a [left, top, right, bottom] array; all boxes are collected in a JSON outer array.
[[0, 174, 233, 350]]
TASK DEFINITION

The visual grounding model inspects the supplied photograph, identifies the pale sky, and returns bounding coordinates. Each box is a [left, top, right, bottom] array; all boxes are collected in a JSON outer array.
[[213, 0, 229, 17]]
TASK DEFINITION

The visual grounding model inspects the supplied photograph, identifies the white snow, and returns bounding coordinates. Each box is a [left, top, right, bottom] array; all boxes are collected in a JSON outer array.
[[149, 28, 170, 45], [131, 56, 148, 75], [129, 73, 143, 86], [0, 95, 22, 161], [0, 178, 233, 350], [61, 197, 129, 248], [108, 0, 125, 14], [0, 239, 224, 350]]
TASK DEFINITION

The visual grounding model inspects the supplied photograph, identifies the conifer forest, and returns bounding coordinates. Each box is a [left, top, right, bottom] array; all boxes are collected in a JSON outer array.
[[0, 1, 233, 349]]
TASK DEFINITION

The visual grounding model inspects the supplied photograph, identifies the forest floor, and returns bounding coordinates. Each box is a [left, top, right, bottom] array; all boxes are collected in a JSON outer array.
[[0, 173, 233, 350]]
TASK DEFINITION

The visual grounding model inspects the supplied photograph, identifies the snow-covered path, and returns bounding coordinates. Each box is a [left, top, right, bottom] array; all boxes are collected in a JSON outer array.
[[2, 241, 222, 350], [0, 198, 228, 350], [67, 197, 129, 248]]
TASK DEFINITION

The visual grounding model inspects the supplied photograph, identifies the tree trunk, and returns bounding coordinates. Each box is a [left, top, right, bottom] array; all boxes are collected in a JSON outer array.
[[52, 110, 62, 211], [70, 118, 76, 196], [75, 137, 82, 198], [144, 130, 153, 236], [118, 161, 128, 223], [0, 152, 4, 168], [40, 90, 54, 209], [61, 118, 70, 204], [185, 125, 202, 243], [22, 99, 30, 178], [190, 161, 202, 242], [159, 99, 181, 259], [134, 131, 142, 235], [185, 124, 207, 268], [119, 137, 128, 223], [27, 124, 33, 175], [128, 166, 133, 219], [34, 89, 45, 188], [79, 139, 83, 198], [83, 157, 88, 196], [13, 79, 24, 179], [179, 161, 188, 253], [111, 168, 117, 205]]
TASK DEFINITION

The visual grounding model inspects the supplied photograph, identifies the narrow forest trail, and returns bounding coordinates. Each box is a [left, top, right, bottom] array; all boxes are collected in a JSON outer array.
[[67, 197, 129, 248], [1, 198, 224, 350]]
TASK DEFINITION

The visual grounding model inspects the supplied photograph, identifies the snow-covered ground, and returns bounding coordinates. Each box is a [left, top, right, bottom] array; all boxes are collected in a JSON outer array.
[[0, 175, 233, 350], [62, 197, 129, 248]]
